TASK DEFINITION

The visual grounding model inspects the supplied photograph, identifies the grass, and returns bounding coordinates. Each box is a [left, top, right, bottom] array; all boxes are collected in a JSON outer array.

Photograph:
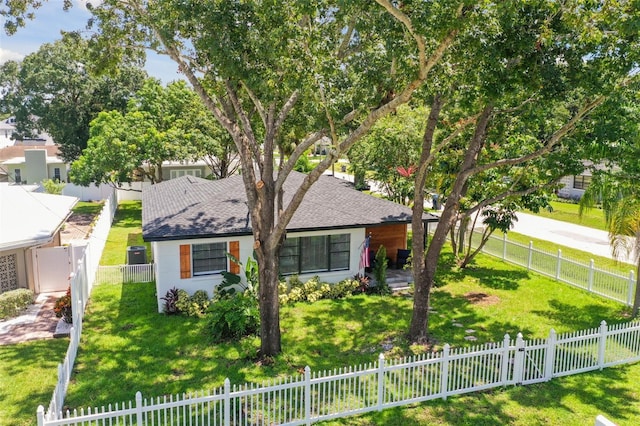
[[505, 231, 635, 276], [0, 340, 69, 426], [72, 201, 104, 216], [62, 250, 635, 423], [99, 201, 150, 266], [528, 200, 607, 232]]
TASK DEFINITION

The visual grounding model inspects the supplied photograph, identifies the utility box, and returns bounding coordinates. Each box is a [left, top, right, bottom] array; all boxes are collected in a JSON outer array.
[[127, 246, 147, 265]]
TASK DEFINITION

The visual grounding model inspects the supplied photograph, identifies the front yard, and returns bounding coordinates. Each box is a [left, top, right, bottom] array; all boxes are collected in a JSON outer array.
[[61, 247, 640, 424], [3, 200, 639, 426]]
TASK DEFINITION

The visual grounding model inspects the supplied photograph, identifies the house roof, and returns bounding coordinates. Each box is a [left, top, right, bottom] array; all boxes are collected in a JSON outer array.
[[143, 173, 438, 242], [0, 145, 61, 162], [0, 185, 78, 251]]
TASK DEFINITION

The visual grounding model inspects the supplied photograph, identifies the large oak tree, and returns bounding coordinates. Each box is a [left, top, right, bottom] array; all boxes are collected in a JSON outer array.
[[12, 0, 466, 356], [0, 33, 146, 161]]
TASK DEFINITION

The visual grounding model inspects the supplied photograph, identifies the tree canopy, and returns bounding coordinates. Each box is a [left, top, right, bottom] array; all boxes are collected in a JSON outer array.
[[0, 32, 147, 161], [71, 79, 236, 186]]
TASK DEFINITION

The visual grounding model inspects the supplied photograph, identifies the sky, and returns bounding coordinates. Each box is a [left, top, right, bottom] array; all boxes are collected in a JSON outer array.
[[0, 0, 180, 84]]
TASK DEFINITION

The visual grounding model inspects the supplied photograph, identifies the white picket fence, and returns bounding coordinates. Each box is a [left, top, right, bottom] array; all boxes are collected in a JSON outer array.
[[95, 264, 155, 284], [476, 231, 636, 306], [38, 320, 640, 425], [45, 194, 117, 419]]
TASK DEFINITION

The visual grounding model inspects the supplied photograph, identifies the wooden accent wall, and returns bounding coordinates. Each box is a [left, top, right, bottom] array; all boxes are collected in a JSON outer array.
[[365, 224, 408, 264]]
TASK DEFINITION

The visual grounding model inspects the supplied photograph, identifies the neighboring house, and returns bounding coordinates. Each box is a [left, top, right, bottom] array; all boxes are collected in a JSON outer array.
[[0, 184, 78, 295], [556, 161, 614, 200], [0, 147, 67, 184], [143, 172, 439, 312], [0, 116, 54, 149]]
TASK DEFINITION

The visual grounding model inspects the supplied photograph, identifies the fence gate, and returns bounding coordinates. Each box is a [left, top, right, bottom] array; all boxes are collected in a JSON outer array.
[[35, 246, 71, 293]]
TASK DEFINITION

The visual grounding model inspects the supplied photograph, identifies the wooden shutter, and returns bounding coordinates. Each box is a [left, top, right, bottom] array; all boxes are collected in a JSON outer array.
[[179, 245, 191, 279], [229, 241, 240, 274]]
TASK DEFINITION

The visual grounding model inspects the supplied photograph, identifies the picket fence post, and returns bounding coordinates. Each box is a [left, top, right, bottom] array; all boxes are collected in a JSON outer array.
[[500, 334, 511, 385], [555, 250, 562, 280], [627, 271, 635, 306], [377, 354, 385, 411], [588, 260, 595, 292], [598, 321, 608, 370], [527, 242, 533, 270], [513, 333, 525, 385], [440, 344, 450, 400], [224, 379, 231, 426], [544, 329, 556, 380], [37, 405, 45, 426], [135, 392, 143, 426], [304, 366, 311, 425]]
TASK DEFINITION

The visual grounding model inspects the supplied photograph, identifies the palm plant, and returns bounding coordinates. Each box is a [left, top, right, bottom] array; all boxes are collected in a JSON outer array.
[[580, 176, 640, 316]]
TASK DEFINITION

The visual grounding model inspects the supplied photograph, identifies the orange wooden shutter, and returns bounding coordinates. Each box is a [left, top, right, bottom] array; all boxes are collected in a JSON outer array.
[[179, 245, 191, 279], [229, 241, 240, 274]]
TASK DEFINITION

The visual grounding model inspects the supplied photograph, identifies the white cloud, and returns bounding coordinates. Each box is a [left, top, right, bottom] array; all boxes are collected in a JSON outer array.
[[0, 48, 25, 64]]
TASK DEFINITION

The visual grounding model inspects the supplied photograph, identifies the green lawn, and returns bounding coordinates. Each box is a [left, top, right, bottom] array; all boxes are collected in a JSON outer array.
[[60, 249, 637, 424], [0, 340, 69, 426], [100, 201, 150, 265], [4, 201, 637, 426], [505, 231, 635, 276], [72, 201, 105, 216], [528, 200, 607, 232]]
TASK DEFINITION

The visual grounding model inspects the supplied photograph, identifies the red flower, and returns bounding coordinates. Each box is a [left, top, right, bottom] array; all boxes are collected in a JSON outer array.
[[396, 165, 416, 177]]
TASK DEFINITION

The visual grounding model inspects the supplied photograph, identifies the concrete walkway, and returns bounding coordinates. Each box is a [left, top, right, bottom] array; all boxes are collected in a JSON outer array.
[[511, 212, 634, 265]]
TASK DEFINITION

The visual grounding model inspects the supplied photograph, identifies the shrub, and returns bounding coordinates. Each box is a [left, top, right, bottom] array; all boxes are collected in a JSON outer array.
[[206, 293, 260, 342], [371, 245, 391, 295], [161, 287, 180, 315], [0, 288, 34, 320], [54, 287, 73, 323], [325, 278, 359, 299], [183, 290, 211, 317], [175, 289, 191, 313]]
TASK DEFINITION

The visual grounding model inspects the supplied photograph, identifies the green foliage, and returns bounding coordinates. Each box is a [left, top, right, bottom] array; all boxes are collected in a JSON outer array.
[[71, 79, 233, 186], [278, 275, 359, 305], [0, 288, 34, 320], [53, 287, 72, 323], [174, 289, 191, 314], [371, 246, 391, 295], [206, 293, 260, 342], [293, 153, 314, 173], [0, 33, 146, 161], [160, 287, 180, 315], [217, 256, 259, 300], [41, 178, 66, 195]]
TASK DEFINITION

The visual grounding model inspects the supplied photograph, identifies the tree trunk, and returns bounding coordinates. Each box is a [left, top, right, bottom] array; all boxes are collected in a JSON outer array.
[[257, 249, 282, 356], [408, 104, 493, 343]]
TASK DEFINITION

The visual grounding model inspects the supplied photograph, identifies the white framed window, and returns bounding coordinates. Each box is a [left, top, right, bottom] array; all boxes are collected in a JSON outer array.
[[192, 242, 227, 275], [170, 169, 202, 179]]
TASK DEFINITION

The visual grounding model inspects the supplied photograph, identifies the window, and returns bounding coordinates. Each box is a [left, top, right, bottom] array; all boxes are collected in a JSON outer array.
[[53, 168, 61, 182], [573, 175, 591, 190], [170, 169, 202, 179], [280, 234, 350, 275], [14, 169, 21, 184], [179, 241, 239, 279], [192, 242, 227, 275]]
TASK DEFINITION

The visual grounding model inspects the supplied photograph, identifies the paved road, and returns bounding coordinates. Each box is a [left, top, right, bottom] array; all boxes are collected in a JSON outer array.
[[511, 212, 634, 265], [325, 170, 634, 265]]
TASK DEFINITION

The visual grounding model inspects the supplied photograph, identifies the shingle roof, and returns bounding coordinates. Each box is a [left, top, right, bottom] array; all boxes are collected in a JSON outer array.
[[142, 172, 438, 242]]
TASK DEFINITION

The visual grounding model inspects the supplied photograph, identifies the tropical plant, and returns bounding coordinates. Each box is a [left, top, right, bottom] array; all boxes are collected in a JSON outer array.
[[160, 287, 180, 315], [53, 287, 73, 324], [581, 177, 640, 316]]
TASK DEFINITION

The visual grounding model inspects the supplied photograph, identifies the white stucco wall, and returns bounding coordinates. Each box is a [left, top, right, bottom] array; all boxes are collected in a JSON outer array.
[[152, 228, 366, 312]]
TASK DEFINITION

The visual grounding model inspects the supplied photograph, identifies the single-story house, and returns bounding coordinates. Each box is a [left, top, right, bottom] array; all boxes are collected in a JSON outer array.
[[0, 147, 67, 184], [143, 172, 438, 312], [0, 184, 78, 295]]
